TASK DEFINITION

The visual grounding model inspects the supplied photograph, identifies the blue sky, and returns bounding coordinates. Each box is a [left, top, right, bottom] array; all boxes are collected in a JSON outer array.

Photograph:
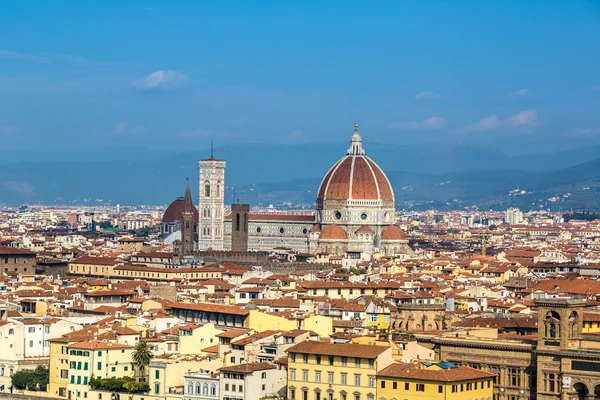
[[1, 1, 600, 155]]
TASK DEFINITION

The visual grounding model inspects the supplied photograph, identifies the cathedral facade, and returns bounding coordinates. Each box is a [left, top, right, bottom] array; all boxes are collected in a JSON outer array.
[[220, 125, 409, 256]]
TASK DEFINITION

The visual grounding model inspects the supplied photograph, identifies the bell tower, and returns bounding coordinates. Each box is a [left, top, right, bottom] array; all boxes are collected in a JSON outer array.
[[198, 145, 226, 251], [181, 182, 195, 256], [535, 298, 584, 350]]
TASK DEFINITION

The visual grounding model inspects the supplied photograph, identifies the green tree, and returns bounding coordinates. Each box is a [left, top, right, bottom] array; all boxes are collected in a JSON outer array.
[[11, 366, 49, 391], [132, 341, 154, 381]]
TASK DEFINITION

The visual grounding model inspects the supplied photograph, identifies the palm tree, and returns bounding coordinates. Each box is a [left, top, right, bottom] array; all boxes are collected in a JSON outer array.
[[132, 341, 154, 382]]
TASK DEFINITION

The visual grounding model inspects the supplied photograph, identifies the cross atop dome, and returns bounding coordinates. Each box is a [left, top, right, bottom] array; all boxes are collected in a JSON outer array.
[[347, 123, 365, 155]]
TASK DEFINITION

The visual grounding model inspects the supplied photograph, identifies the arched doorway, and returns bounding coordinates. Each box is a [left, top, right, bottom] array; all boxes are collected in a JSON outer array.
[[574, 383, 589, 400]]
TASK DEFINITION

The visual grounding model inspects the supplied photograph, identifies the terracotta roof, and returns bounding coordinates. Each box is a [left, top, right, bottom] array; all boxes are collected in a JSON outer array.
[[287, 340, 389, 359], [162, 198, 199, 224], [0, 246, 35, 255], [381, 225, 407, 241], [69, 340, 132, 350], [377, 364, 496, 382], [319, 224, 348, 240], [317, 154, 394, 202], [219, 362, 276, 373]]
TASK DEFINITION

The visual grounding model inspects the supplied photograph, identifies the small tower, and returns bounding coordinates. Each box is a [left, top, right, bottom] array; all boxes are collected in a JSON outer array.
[[181, 182, 196, 256], [231, 204, 250, 252], [198, 145, 226, 250], [535, 298, 584, 350], [347, 123, 365, 155]]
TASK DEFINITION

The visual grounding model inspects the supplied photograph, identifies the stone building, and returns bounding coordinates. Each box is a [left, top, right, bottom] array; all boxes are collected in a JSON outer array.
[[0, 246, 37, 275], [219, 124, 410, 256], [416, 298, 600, 400]]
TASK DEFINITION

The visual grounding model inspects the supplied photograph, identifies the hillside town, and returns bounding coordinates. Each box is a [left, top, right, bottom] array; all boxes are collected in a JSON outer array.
[[0, 131, 600, 400]]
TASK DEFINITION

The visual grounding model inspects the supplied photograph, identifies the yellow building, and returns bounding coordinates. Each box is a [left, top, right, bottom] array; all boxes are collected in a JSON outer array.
[[286, 341, 394, 400], [248, 309, 333, 338], [377, 362, 495, 400], [47, 338, 73, 398], [66, 340, 134, 400]]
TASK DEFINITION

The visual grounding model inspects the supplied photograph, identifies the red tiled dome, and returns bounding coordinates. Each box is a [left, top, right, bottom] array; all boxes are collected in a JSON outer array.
[[319, 224, 348, 240], [355, 225, 374, 234], [317, 156, 394, 203], [162, 198, 199, 223], [381, 225, 406, 241]]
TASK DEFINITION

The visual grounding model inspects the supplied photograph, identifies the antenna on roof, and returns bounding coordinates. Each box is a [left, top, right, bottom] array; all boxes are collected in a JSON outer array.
[[211, 140, 214, 159]]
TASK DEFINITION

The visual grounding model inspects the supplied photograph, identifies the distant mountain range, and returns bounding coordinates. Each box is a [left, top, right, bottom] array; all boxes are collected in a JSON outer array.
[[1, 142, 600, 210]]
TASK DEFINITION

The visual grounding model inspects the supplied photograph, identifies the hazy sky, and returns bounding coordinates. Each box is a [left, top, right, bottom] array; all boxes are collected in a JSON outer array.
[[1, 1, 600, 155]]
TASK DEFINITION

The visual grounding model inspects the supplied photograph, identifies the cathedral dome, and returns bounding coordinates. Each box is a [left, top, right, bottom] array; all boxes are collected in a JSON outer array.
[[381, 225, 406, 241], [162, 198, 199, 223], [316, 125, 394, 206], [319, 224, 348, 240]]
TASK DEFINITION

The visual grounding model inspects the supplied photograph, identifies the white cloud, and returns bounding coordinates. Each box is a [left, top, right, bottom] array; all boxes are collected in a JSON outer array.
[[113, 122, 144, 135], [0, 126, 23, 135], [569, 126, 600, 136], [388, 117, 445, 130], [503, 109, 540, 128], [133, 70, 190, 91], [0, 49, 47, 63], [415, 91, 441, 100], [463, 115, 502, 132], [463, 109, 540, 132], [508, 88, 531, 97]]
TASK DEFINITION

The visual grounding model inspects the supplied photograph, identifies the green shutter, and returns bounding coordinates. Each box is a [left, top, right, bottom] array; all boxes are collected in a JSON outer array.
[[84, 362, 88, 371], [155, 370, 160, 379], [83, 376, 88, 385], [77, 362, 81, 370], [97, 362, 102, 370], [77, 376, 81, 384], [70, 376, 75, 384]]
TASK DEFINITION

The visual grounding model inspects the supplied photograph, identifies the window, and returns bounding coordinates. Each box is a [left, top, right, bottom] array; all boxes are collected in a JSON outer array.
[[380, 380, 386, 389], [28, 327, 35, 333], [238, 385, 243, 392], [438, 385, 443, 393], [111, 367, 116, 372], [155, 383, 160, 394], [369, 315, 378, 322], [316, 355, 322, 364], [97, 362, 102, 370], [291, 354, 296, 362], [315, 371, 321, 383], [261, 372, 267, 379], [508, 368, 520, 387], [355, 359, 361, 368], [328, 372, 334, 384], [303, 354, 309, 363], [303, 370, 308, 382], [342, 357, 347, 367], [341, 373, 347, 385], [404, 383, 409, 390], [392, 382, 397, 390], [290, 369, 296, 381], [354, 394, 360, 400], [316, 391, 321, 400], [303, 389, 309, 400], [290, 388, 296, 400], [354, 374, 361, 386], [467, 383, 472, 391], [262, 384, 266, 391], [83, 362, 88, 371], [155, 370, 160, 379], [225, 384, 229, 391], [368, 376, 375, 387], [369, 360, 374, 369], [329, 356, 334, 366]]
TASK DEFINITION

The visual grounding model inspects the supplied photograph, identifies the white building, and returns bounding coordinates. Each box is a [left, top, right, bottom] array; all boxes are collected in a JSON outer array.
[[506, 207, 524, 225]]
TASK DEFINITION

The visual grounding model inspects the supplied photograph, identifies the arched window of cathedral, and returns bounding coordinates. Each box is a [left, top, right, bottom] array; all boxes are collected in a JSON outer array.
[[204, 181, 211, 197]]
